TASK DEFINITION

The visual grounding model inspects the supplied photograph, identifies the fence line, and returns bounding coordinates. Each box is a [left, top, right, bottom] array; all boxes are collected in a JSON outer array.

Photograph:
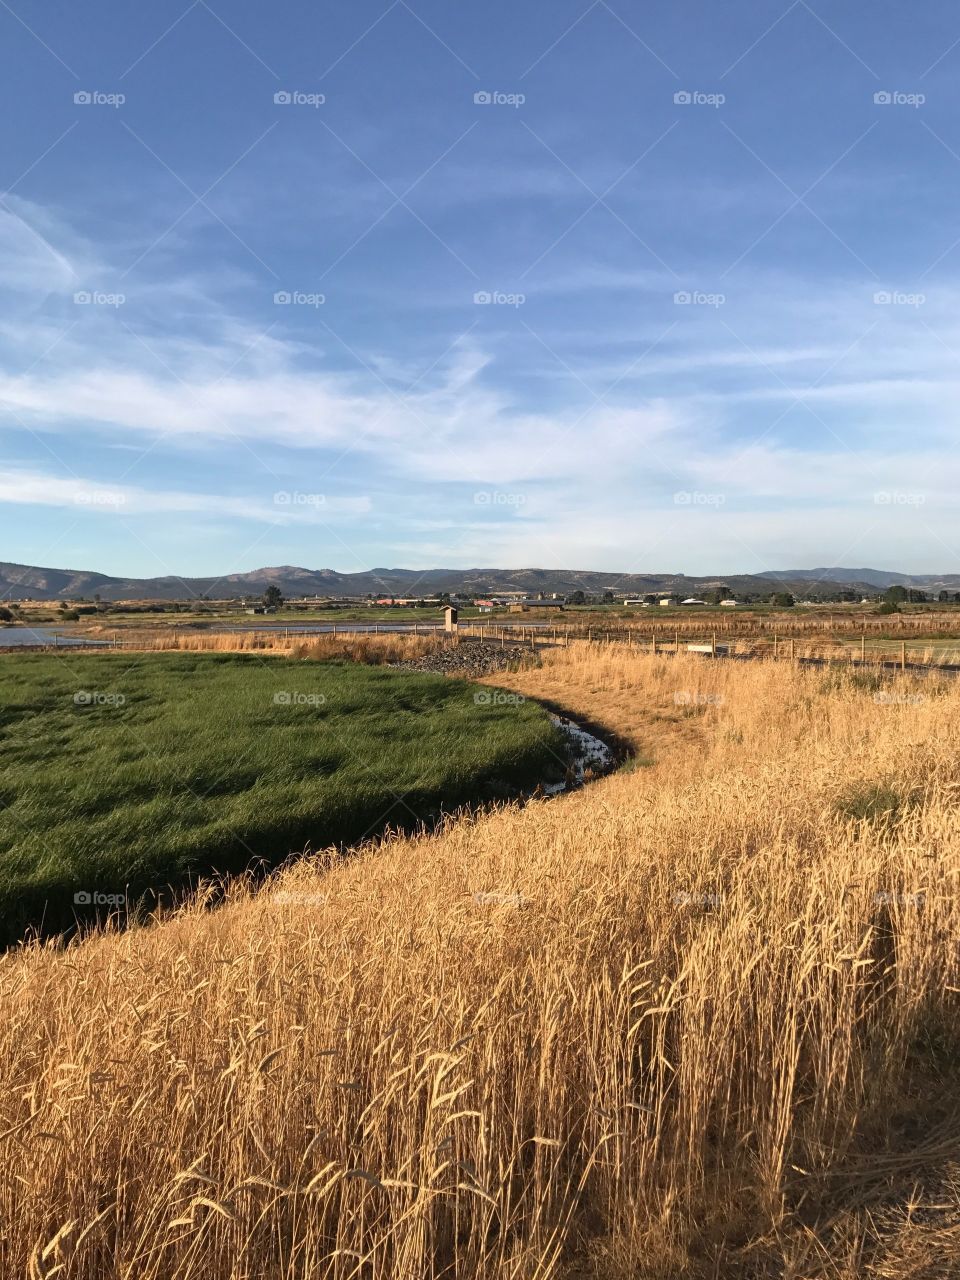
[[11, 620, 960, 675], [451, 622, 956, 671]]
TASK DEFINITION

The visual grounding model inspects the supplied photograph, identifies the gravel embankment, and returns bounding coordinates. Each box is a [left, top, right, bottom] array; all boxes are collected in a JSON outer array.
[[389, 638, 535, 677]]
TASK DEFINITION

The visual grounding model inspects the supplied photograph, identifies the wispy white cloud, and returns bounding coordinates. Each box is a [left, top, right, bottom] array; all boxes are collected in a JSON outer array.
[[2, 190, 959, 573], [0, 468, 370, 522], [0, 198, 86, 296]]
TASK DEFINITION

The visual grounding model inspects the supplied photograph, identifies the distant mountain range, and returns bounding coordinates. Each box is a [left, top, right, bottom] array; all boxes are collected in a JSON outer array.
[[2, 560, 957, 602], [763, 567, 960, 590]]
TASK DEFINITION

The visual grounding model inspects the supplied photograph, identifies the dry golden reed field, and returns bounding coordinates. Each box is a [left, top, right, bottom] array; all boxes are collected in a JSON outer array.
[[3, 643, 960, 1279], [93, 616, 960, 669], [118, 630, 447, 661]]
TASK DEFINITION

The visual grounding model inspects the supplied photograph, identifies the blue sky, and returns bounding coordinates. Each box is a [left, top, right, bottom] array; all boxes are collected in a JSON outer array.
[[2, 0, 959, 577]]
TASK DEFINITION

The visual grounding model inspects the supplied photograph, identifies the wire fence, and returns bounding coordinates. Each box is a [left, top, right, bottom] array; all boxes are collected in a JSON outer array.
[[17, 617, 956, 675]]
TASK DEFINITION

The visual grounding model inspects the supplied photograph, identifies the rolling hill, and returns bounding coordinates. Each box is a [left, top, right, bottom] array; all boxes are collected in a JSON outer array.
[[0, 560, 927, 602]]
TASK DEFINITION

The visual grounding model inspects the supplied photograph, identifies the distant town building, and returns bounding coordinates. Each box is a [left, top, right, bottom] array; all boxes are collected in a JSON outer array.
[[373, 597, 436, 606]]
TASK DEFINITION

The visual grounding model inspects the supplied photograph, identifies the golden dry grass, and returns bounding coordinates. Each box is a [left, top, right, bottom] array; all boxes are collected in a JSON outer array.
[[118, 630, 447, 662], [291, 632, 449, 664], [83, 615, 960, 672], [477, 640, 713, 767], [2, 647, 960, 1278], [117, 628, 298, 652]]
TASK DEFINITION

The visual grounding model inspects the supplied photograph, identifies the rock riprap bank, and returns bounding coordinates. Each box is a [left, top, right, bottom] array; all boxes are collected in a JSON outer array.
[[389, 638, 533, 678]]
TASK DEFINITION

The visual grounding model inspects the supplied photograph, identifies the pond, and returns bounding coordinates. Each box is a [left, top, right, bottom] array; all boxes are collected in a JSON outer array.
[[0, 627, 110, 649]]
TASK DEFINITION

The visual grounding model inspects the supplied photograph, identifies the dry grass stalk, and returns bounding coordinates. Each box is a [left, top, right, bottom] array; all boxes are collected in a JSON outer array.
[[116, 630, 449, 662], [2, 648, 959, 1277], [290, 632, 448, 664]]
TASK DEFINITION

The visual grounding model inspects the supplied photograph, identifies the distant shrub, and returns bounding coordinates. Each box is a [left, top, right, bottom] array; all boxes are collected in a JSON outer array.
[[819, 669, 884, 695], [835, 780, 906, 823], [619, 754, 654, 773]]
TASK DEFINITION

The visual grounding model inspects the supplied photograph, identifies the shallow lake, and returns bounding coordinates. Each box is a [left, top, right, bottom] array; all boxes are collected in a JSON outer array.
[[0, 627, 109, 649]]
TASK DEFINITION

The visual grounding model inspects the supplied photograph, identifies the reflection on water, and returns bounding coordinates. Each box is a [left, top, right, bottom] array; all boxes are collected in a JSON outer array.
[[0, 628, 109, 649]]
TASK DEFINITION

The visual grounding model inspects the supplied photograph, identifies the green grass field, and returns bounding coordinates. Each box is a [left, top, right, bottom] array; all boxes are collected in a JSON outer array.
[[0, 652, 563, 942]]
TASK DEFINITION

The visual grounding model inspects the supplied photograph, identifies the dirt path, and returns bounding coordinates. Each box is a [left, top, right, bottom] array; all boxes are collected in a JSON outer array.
[[476, 652, 707, 772]]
